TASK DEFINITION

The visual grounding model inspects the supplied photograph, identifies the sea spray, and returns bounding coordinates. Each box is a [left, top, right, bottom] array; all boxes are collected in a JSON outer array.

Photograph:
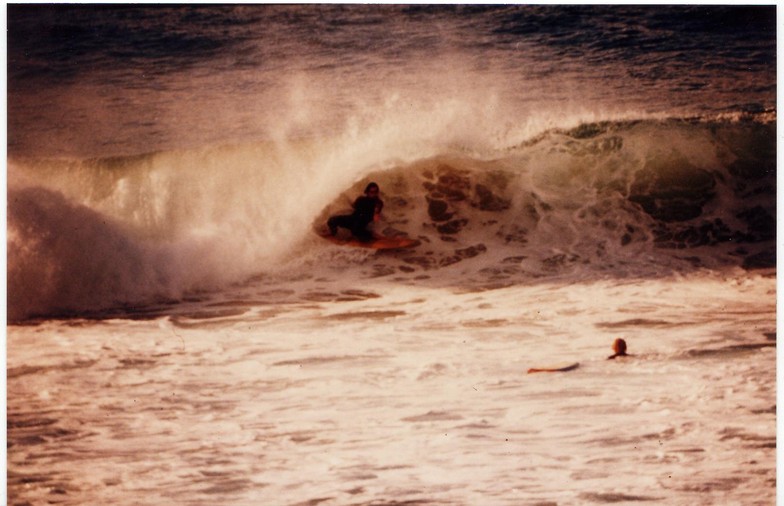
[[6, 90, 517, 319]]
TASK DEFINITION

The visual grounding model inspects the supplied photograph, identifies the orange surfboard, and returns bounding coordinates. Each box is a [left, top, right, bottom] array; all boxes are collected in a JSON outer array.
[[527, 362, 580, 374]]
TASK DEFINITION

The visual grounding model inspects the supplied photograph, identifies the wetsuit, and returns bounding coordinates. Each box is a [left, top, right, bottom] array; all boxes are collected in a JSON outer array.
[[328, 196, 383, 241]]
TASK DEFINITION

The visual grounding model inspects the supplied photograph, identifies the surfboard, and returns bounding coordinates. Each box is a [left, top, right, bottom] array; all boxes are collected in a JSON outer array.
[[527, 362, 580, 374], [320, 234, 417, 250]]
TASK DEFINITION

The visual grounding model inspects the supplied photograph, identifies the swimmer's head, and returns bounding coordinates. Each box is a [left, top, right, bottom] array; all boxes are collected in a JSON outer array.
[[612, 338, 627, 356]]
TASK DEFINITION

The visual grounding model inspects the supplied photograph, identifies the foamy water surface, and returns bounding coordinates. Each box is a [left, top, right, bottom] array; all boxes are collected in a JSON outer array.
[[8, 269, 776, 505]]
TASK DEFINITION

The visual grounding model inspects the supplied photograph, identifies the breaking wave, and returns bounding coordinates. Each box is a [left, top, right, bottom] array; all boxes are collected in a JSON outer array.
[[8, 113, 775, 321]]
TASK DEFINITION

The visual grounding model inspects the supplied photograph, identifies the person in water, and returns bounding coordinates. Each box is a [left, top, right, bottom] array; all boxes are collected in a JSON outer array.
[[528, 338, 630, 374], [607, 338, 629, 359], [327, 182, 384, 242]]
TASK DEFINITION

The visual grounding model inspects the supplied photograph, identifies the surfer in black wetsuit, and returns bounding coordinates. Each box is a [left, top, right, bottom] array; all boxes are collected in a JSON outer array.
[[327, 182, 384, 242]]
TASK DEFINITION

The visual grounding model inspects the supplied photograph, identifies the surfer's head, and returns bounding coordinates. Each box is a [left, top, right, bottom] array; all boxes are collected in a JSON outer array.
[[612, 338, 627, 356], [365, 182, 380, 197]]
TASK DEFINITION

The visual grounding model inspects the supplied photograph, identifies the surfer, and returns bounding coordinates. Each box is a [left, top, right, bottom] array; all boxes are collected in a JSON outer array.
[[327, 182, 384, 242], [607, 338, 629, 359]]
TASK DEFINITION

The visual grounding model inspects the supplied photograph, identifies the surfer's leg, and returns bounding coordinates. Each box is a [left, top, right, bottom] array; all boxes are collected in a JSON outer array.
[[328, 215, 352, 235]]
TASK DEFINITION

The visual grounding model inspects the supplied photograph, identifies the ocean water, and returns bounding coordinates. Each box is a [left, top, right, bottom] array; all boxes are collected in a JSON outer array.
[[6, 5, 777, 505]]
